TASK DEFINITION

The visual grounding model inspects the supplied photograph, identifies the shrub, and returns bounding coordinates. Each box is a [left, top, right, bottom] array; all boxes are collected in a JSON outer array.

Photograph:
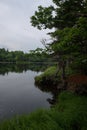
[[35, 66, 60, 86]]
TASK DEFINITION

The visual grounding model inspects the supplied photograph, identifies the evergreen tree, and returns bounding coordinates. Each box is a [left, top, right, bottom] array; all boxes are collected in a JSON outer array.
[[31, 0, 87, 76]]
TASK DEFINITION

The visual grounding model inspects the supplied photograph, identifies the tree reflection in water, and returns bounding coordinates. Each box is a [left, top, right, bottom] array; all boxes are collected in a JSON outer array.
[[35, 83, 63, 106], [0, 62, 54, 75], [0, 62, 58, 106]]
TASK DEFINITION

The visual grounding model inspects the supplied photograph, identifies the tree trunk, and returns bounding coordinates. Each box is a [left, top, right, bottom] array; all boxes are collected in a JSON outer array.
[[62, 60, 66, 80]]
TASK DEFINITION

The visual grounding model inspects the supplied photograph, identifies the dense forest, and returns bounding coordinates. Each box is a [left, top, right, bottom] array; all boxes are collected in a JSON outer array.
[[0, 48, 54, 63]]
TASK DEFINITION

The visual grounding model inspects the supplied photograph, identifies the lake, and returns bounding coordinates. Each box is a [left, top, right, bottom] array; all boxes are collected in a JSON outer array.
[[0, 63, 52, 120]]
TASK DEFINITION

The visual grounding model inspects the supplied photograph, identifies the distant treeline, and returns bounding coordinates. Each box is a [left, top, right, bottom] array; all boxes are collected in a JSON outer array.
[[0, 48, 54, 63]]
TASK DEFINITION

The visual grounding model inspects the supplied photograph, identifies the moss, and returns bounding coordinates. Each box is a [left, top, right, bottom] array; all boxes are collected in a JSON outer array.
[[35, 66, 60, 86]]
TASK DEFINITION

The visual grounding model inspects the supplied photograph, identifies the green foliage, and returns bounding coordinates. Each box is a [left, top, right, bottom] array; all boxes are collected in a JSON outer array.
[[51, 17, 87, 53], [31, 0, 87, 75], [0, 48, 53, 63], [35, 66, 59, 86], [31, 5, 54, 29], [53, 91, 87, 129], [50, 17, 87, 74], [41, 66, 57, 77], [0, 92, 87, 130], [31, 0, 86, 29]]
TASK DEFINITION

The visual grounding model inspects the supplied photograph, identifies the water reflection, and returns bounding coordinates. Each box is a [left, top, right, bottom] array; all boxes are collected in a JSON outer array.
[[0, 63, 54, 120], [35, 80, 65, 107], [35, 83, 61, 105], [0, 63, 60, 106], [0, 62, 52, 75]]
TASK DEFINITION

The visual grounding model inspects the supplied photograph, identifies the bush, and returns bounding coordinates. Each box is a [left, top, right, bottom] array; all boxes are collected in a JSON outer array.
[[35, 66, 60, 86]]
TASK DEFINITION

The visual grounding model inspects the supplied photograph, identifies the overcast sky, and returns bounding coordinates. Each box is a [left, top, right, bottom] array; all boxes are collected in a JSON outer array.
[[0, 0, 52, 52]]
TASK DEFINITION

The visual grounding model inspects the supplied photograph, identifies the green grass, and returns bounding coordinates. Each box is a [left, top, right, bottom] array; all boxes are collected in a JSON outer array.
[[35, 66, 60, 86], [53, 91, 87, 129], [0, 91, 87, 130]]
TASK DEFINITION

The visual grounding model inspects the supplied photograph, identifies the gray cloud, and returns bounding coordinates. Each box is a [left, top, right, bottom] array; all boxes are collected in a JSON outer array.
[[0, 0, 52, 52]]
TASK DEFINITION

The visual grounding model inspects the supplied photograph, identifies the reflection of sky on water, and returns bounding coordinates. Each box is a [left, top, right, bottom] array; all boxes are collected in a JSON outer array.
[[0, 70, 52, 120]]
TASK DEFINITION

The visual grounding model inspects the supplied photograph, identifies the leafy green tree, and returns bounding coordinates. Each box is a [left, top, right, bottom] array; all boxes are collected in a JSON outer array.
[[51, 17, 87, 74], [31, 0, 87, 29], [31, 0, 87, 77]]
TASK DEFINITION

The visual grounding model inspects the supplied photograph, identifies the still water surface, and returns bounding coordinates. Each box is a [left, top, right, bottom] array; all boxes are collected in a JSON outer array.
[[0, 64, 52, 120]]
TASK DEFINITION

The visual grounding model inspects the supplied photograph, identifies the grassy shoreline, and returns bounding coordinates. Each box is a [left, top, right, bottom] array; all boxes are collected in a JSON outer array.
[[0, 91, 87, 130], [0, 66, 87, 130]]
